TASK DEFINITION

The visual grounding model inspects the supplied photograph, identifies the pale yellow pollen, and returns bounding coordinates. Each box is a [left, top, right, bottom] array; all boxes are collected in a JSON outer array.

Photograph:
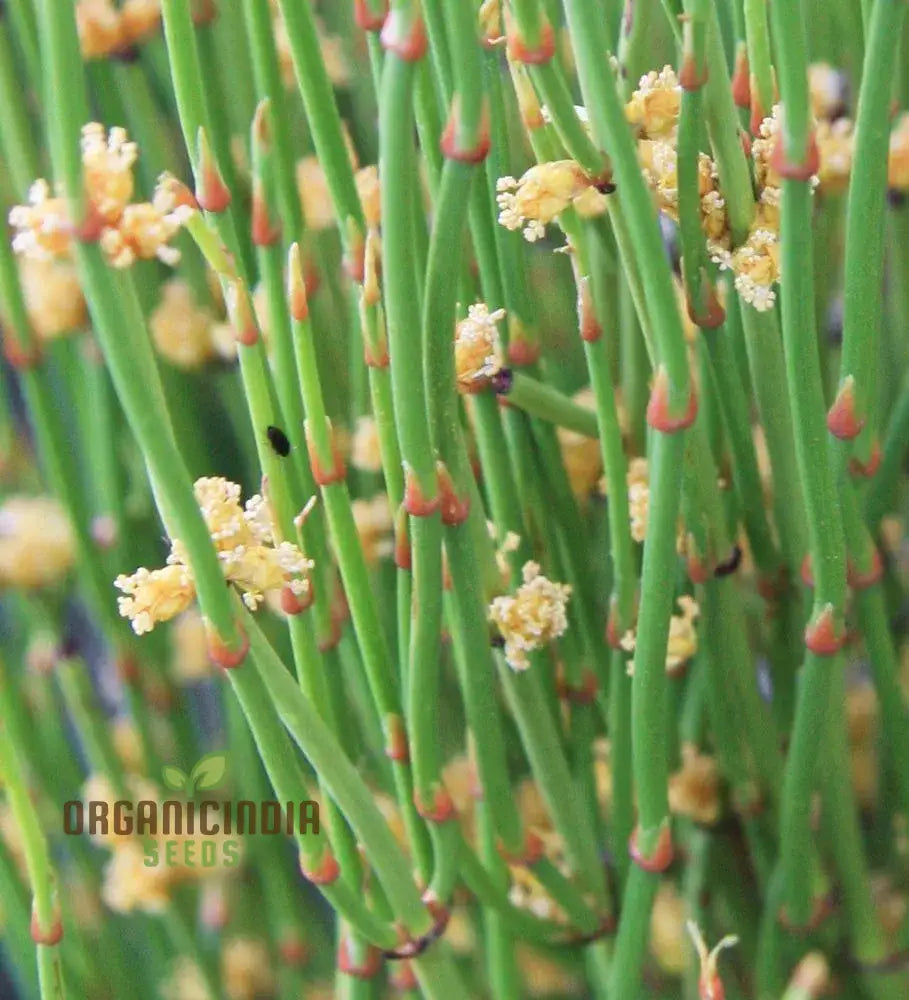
[[350, 416, 384, 473], [669, 743, 721, 825], [222, 938, 276, 1000], [649, 882, 687, 975], [17, 257, 87, 339], [455, 303, 506, 392], [355, 165, 381, 230], [488, 560, 572, 671], [626, 66, 682, 141], [149, 279, 217, 369], [622, 594, 700, 674], [0, 496, 75, 589], [296, 156, 335, 231], [496, 160, 606, 242], [351, 494, 394, 566]]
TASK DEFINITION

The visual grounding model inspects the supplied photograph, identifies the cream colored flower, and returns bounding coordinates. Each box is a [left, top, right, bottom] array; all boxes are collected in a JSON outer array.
[[296, 156, 334, 231], [76, 0, 125, 59], [816, 118, 854, 194], [9, 180, 72, 260], [0, 496, 74, 589], [352, 494, 394, 566], [650, 882, 687, 975], [115, 477, 314, 634], [17, 257, 87, 339], [496, 160, 607, 242], [222, 938, 275, 1000], [627, 457, 650, 543], [150, 279, 217, 369], [622, 595, 699, 674], [889, 113, 909, 191], [355, 165, 381, 229], [350, 416, 384, 473], [169, 609, 212, 684], [81, 122, 137, 223], [669, 744, 721, 825], [557, 387, 602, 499], [489, 560, 572, 671], [808, 63, 846, 121], [626, 66, 682, 140], [455, 303, 506, 392]]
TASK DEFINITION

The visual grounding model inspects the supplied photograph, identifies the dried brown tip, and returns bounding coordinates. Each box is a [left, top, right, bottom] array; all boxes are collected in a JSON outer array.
[[827, 376, 865, 439], [305, 421, 347, 486], [441, 97, 492, 163], [393, 504, 412, 570], [506, 336, 541, 367], [848, 439, 881, 479], [3, 336, 43, 370], [778, 892, 834, 934], [646, 366, 698, 433], [413, 784, 456, 823], [225, 278, 259, 347], [731, 47, 750, 109], [686, 279, 725, 329], [403, 464, 440, 517], [194, 127, 232, 213], [804, 603, 846, 656], [498, 829, 544, 866], [288, 243, 310, 322], [30, 906, 63, 946], [506, 14, 556, 65], [301, 849, 341, 886], [280, 584, 314, 616], [337, 937, 383, 979], [679, 51, 708, 92], [355, 0, 388, 32], [389, 961, 419, 991], [629, 822, 674, 873], [770, 129, 821, 181], [206, 621, 250, 670], [436, 461, 470, 525], [384, 713, 410, 762], [380, 7, 427, 61], [555, 666, 598, 704]]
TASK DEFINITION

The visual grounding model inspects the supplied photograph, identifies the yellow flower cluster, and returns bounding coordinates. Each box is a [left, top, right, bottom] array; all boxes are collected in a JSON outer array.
[[0, 496, 75, 589], [556, 387, 603, 500], [455, 303, 506, 393], [297, 157, 380, 232], [115, 477, 313, 635], [496, 160, 608, 242], [149, 278, 236, 370], [488, 560, 572, 671], [272, 3, 349, 90], [668, 743, 721, 825], [10, 125, 193, 271], [76, 0, 161, 60], [15, 257, 87, 340], [622, 594, 699, 675]]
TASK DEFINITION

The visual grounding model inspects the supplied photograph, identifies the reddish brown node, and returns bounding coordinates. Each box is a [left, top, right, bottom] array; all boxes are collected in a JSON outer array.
[[363, 339, 389, 369], [196, 167, 232, 215], [679, 52, 708, 91], [354, 0, 388, 32], [278, 933, 309, 967], [750, 96, 767, 138], [441, 103, 491, 164], [770, 130, 821, 180], [498, 829, 544, 866], [380, 8, 427, 61], [251, 185, 281, 247], [389, 962, 419, 991], [3, 336, 43, 370], [302, 849, 341, 886], [343, 235, 367, 285], [280, 585, 314, 616], [686, 550, 712, 585], [413, 785, 456, 824], [116, 654, 141, 686], [556, 667, 599, 705], [686, 283, 725, 330], [577, 277, 602, 343], [316, 617, 343, 653], [800, 553, 814, 588], [307, 431, 346, 486], [629, 824, 674, 873], [384, 714, 410, 762], [646, 369, 698, 433], [804, 604, 846, 656], [827, 379, 865, 439], [847, 548, 883, 591], [206, 622, 249, 670], [30, 909, 63, 947], [778, 893, 834, 934], [506, 20, 556, 64], [403, 467, 440, 517], [337, 938, 383, 979], [507, 338, 541, 367], [740, 129, 753, 158], [436, 462, 470, 525], [848, 440, 881, 479]]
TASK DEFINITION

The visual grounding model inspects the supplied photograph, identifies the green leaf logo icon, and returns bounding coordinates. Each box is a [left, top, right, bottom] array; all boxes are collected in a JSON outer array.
[[162, 765, 188, 792], [187, 753, 227, 795]]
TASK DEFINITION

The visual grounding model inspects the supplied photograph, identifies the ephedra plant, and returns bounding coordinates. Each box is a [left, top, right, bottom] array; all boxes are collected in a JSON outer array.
[[0, 0, 907, 997]]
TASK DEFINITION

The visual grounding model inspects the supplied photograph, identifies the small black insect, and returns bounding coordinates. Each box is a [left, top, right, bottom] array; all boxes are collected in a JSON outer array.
[[266, 425, 291, 457]]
